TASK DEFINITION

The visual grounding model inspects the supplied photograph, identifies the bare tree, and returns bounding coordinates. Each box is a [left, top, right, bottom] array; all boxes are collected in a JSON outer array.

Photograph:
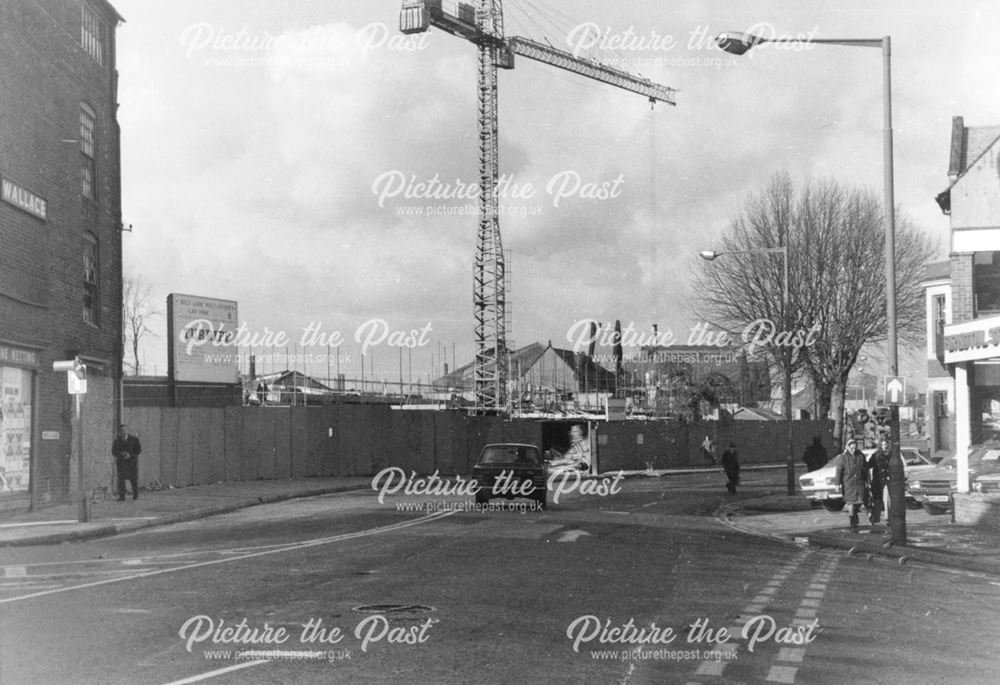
[[695, 173, 938, 442], [122, 274, 159, 375]]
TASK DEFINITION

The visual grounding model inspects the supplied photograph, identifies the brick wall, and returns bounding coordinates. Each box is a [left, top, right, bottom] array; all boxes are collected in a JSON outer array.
[[950, 253, 974, 321], [0, 0, 123, 507]]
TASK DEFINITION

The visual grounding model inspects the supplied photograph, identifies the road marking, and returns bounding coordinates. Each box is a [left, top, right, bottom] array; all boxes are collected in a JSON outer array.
[[108, 608, 153, 614], [694, 660, 725, 676], [686, 550, 812, 682], [3, 566, 27, 577], [0, 511, 453, 605], [557, 529, 591, 542], [0, 520, 78, 528], [776, 647, 806, 662], [160, 659, 269, 684], [756, 555, 838, 683], [766, 664, 798, 683]]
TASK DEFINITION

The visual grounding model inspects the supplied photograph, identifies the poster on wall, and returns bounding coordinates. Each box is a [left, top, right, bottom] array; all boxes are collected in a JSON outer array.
[[0, 366, 31, 493], [166, 293, 240, 384]]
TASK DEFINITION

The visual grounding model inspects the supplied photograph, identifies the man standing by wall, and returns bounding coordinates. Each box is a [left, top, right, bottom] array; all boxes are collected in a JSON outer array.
[[112, 424, 142, 501]]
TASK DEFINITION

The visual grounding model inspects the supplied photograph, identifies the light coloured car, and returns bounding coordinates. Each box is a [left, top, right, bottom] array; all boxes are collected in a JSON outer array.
[[972, 472, 1000, 494], [798, 447, 934, 512], [908, 445, 1000, 514]]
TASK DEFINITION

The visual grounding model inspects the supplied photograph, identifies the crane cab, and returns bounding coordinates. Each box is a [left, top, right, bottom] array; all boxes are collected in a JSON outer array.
[[401, 1, 487, 43], [399, 0, 430, 34]]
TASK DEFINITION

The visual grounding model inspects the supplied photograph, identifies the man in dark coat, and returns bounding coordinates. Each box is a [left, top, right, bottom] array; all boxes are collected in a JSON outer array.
[[112, 424, 142, 501], [869, 438, 891, 525], [721, 442, 740, 494], [802, 436, 828, 472], [834, 438, 869, 531]]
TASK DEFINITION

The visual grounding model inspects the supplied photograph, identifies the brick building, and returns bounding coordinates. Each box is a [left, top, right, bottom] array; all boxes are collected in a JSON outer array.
[[0, 0, 124, 509], [925, 116, 1000, 487]]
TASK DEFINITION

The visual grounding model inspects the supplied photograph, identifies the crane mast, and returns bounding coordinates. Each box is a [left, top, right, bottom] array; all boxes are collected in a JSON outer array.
[[400, 0, 676, 413]]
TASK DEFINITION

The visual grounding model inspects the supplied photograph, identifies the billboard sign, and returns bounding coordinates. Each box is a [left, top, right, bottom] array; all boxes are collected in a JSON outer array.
[[167, 293, 239, 383]]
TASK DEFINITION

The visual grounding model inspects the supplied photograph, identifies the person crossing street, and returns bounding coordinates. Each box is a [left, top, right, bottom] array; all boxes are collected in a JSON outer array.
[[834, 438, 869, 532]]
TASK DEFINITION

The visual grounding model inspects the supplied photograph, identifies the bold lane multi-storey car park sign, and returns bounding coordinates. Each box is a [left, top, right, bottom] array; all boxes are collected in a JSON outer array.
[[167, 293, 240, 383], [1, 175, 47, 221]]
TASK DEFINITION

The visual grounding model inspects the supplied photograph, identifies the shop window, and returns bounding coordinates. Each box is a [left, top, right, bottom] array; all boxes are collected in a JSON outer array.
[[0, 366, 33, 494], [81, 2, 105, 66], [83, 232, 100, 326], [973, 251, 1000, 316], [80, 104, 97, 200]]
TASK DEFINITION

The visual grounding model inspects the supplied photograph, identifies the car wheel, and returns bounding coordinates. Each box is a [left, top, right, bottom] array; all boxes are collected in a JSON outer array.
[[534, 492, 547, 510], [475, 489, 490, 505], [923, 503, 948, 516], [822, 500, 845, 512]]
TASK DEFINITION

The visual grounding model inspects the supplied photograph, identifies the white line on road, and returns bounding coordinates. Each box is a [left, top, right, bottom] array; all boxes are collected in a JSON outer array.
[[0, 511, 453, 605], [160, 659, 270, 685], [557, 529, 591, 542]]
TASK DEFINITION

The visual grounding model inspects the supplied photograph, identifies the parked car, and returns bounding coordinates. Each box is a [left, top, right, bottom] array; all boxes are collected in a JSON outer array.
[[798, 447, 935, 512], [972, 472, 1000, 494], [472, 443, 547, 509], [907, 444, 1000, 515]]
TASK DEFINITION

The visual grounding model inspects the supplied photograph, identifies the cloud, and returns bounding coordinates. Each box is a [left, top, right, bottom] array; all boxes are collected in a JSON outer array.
[[115, 0, 987, 381]]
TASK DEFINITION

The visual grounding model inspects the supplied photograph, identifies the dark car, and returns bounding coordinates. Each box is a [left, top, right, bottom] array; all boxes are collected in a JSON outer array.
[[472, 443, 547, 509], [907, 444, 1000, 515]]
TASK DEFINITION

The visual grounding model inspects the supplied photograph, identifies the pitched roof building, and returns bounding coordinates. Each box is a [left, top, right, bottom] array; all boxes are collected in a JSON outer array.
[[924, 116, 1000, 487]]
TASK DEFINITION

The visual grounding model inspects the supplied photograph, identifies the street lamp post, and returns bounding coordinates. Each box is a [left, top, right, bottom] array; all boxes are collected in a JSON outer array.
[[700, 247, 794, 495], [716, 31, 905, 543]]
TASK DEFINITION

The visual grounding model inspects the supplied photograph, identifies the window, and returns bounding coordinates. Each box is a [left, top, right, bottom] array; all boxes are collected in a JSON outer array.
[[973, 251, 1000, 315], [80, 104, 96, 199], [933, 294, 946, 359], [81, 3, 105, 66], [83, 233, 99, 326], [933, 391, 949, 418]]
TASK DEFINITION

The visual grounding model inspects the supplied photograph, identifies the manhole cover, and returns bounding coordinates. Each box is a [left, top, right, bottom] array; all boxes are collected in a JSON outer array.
[[352, 604, 436, 615]]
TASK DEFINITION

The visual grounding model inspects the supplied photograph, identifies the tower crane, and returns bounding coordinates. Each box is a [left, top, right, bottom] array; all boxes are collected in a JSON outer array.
[[400, 0, 676, 413]]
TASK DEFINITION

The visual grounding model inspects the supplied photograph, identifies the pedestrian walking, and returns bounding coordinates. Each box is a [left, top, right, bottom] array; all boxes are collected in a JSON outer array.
[[700, 435, 716, 466], [834, 438, 869, 532], [801, 435, 828, 472], [869, 438, 891, 525], [111, 424, 142, 501], [721, 442, 740, 494]]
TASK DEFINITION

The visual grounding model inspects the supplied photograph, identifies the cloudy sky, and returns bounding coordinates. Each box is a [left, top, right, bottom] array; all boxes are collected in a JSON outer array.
[[114, 0, 999, 386]]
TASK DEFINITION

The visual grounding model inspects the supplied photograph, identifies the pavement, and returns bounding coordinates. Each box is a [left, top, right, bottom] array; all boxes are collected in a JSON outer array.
[[1, 467, 998, 577], [0, 477, 372, 547]]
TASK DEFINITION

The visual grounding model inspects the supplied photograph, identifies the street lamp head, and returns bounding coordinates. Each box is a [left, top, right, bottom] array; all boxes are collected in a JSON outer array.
[[715, 32, 764, 55], [698, 250, 720, 261]]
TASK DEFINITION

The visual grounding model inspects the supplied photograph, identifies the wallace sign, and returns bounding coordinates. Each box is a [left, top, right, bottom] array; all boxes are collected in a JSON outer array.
[[1, 175, 47, 221]]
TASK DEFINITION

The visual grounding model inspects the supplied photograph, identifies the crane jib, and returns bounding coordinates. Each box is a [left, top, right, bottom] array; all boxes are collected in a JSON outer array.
[[507, 37, 677, 105]]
